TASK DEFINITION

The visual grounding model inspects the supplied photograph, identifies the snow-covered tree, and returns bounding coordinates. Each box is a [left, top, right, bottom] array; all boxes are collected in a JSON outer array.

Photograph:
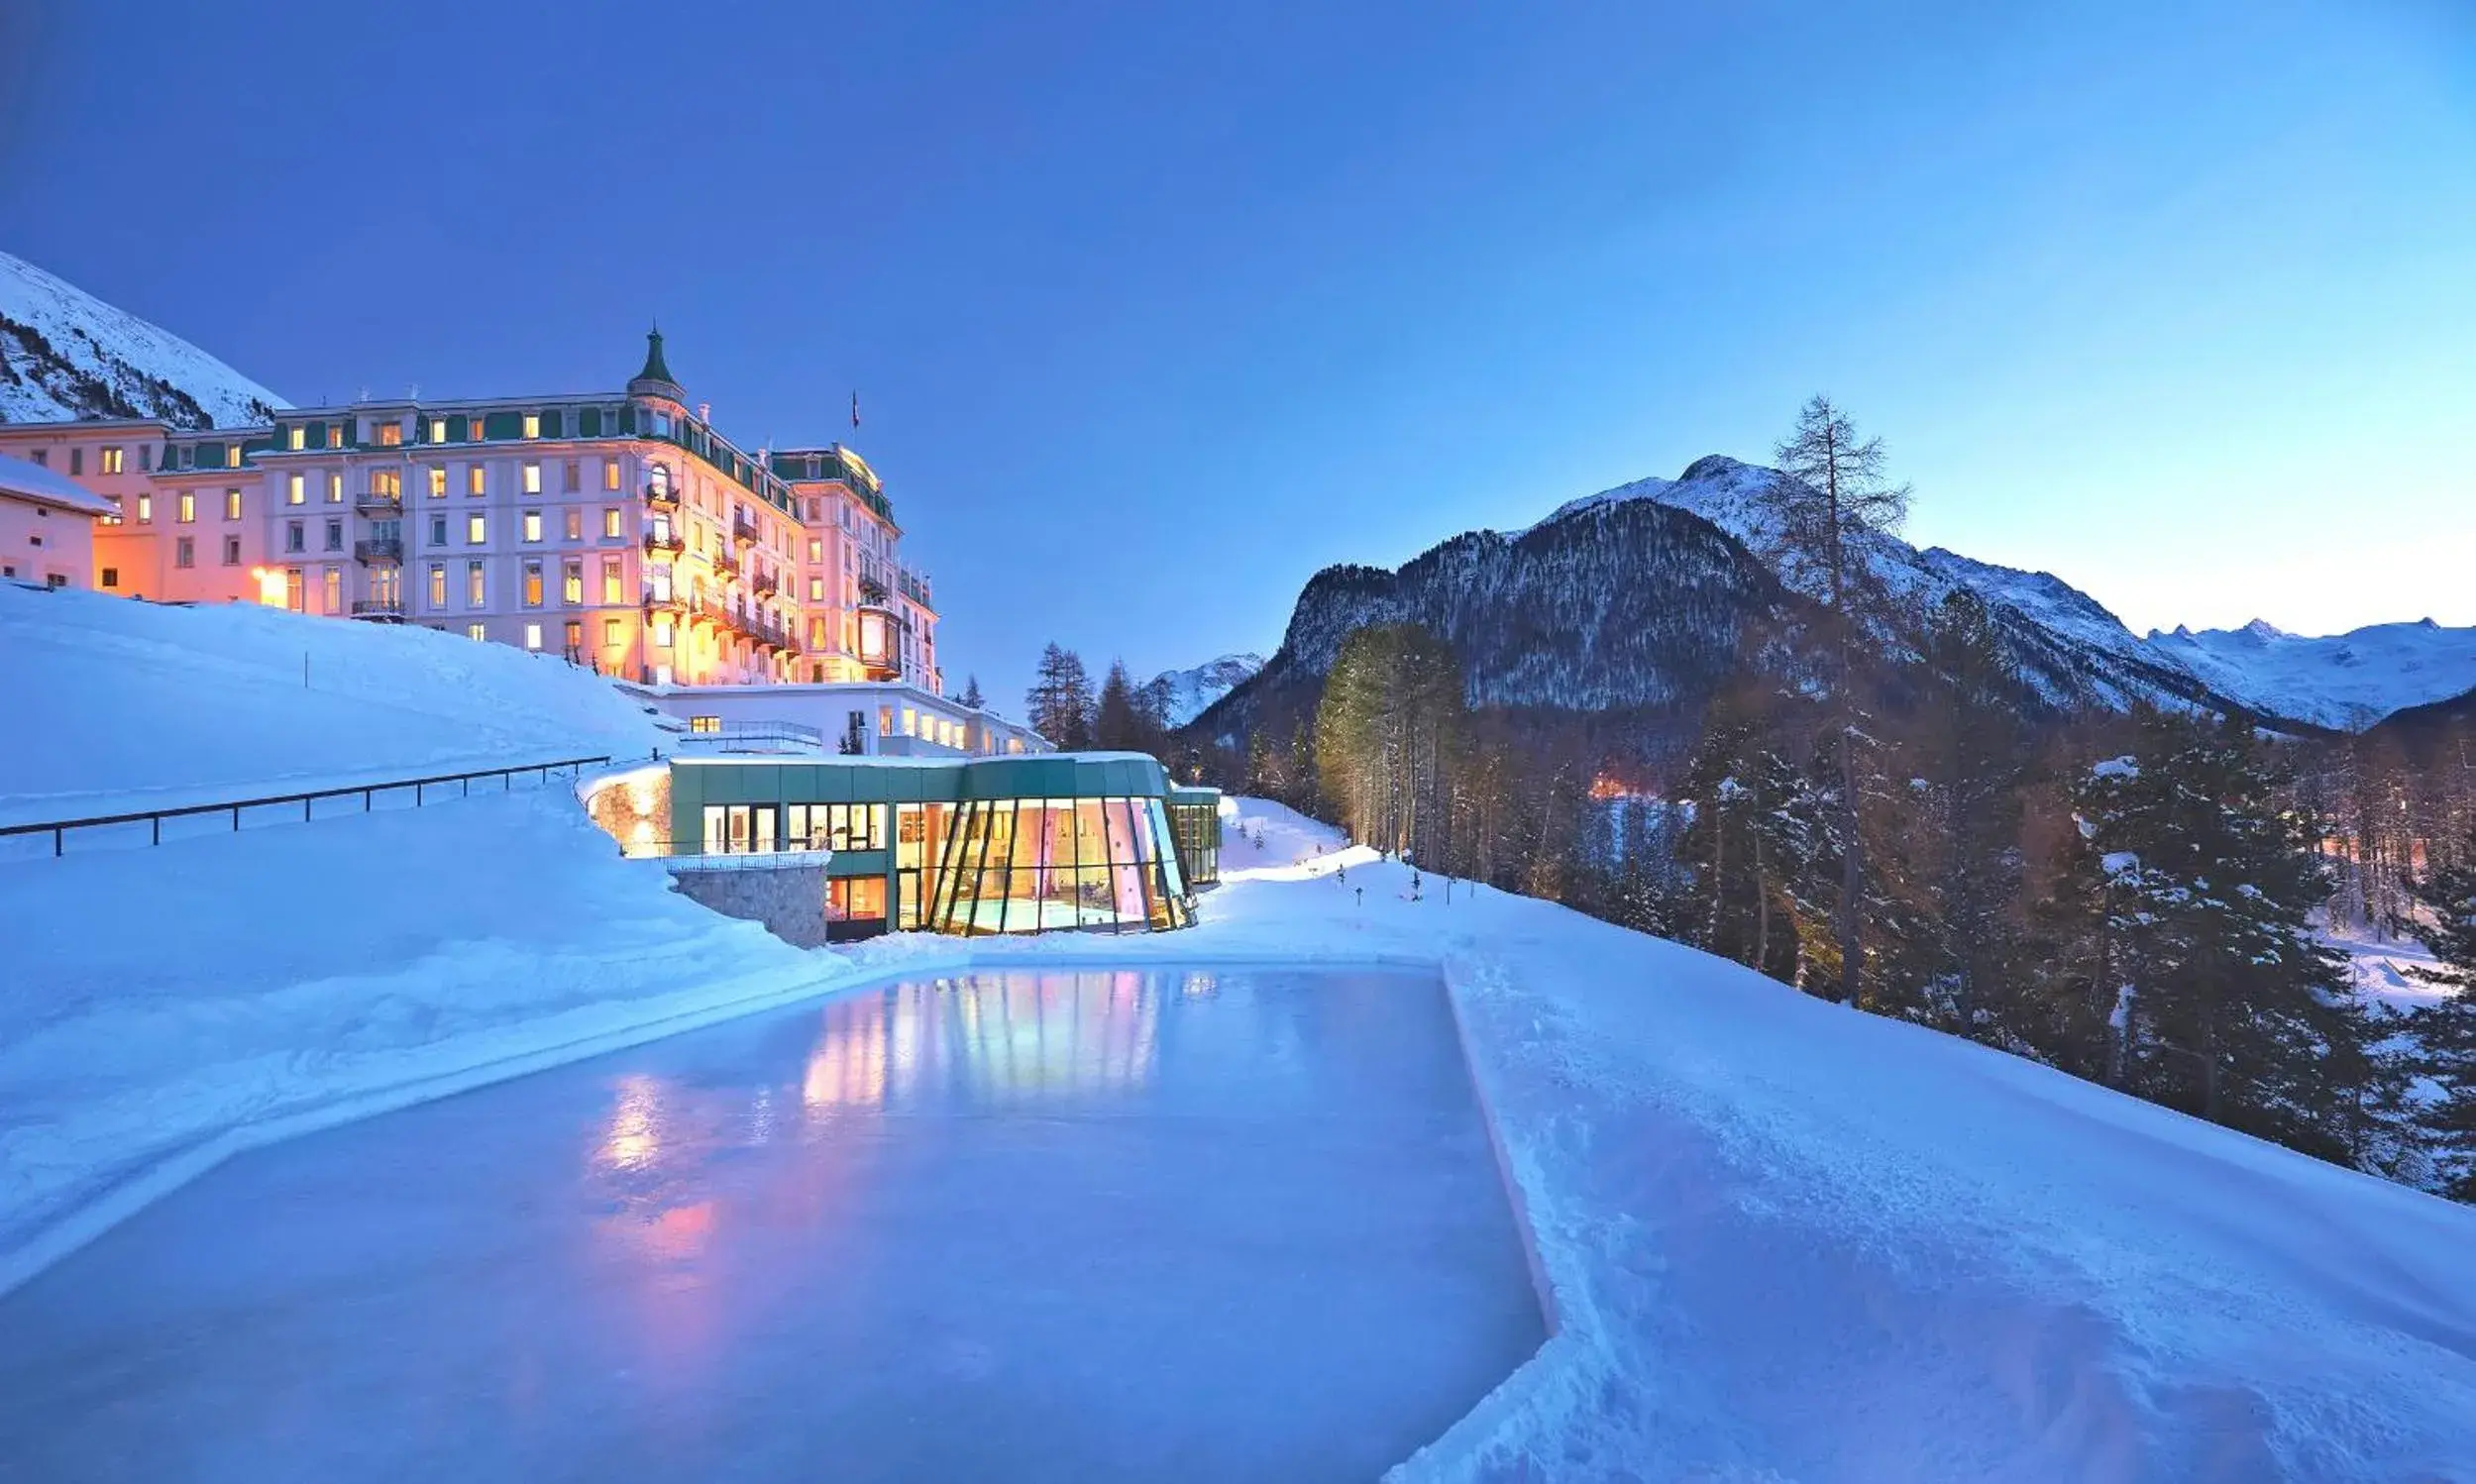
[[2410, 828, 2476, 1197], [2057, 711, 2389, 1161]]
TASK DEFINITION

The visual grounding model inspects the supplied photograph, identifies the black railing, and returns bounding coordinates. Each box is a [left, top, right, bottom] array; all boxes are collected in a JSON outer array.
[[0, 754, 619, 859]]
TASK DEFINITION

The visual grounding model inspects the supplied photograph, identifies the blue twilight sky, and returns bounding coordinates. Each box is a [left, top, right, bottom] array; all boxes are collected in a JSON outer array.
[[2, 0, 2471, 707]]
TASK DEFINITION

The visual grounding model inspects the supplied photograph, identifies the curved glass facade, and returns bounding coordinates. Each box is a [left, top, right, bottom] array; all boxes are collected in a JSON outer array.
[[927, 795, 1192, 934]]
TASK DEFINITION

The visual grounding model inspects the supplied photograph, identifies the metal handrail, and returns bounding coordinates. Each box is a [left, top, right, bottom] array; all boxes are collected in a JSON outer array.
[[1, 754, 620, 858]]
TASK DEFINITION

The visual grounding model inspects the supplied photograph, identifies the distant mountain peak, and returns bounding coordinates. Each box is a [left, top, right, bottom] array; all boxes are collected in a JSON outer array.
[[1149, 653, 1265, 728], [0, 250, 288, 429]]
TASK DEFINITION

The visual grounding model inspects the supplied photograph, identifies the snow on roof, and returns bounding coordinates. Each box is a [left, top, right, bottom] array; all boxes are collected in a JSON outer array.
[[0, 454, 115, 517]]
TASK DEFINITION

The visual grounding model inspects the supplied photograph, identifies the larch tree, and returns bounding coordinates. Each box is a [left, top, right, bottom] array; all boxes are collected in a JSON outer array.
[[1025, 643, 1096, 751], [1755, 395, 1911, 1005]]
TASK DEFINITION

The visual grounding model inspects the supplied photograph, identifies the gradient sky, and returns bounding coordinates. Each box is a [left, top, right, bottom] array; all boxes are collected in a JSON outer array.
[[3, 0, 2470, 706]]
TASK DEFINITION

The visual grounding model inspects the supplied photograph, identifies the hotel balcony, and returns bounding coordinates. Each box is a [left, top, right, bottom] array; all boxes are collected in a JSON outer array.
[[713, 549, 742, 579], [644, 529, 685, 556], [731, 511, 759, 545], [752, 570, 779, 597], [354, 537, 403, 565], [350, 597, 404, 620], [641, 585, 685, 615], [353, 491, 402, 516], [646, 481, 680, 511]]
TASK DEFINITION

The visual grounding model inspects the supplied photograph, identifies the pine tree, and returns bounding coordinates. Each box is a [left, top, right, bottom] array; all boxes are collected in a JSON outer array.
[[2409, 826, 2476, 1197], [2066, 711, 2387, 1160], [1094, 660, 1145, 751], [1315, 624, 1464, 858], [1025, 643, 1096, 751], [959, 674, 985, 710], [1755, 395, 1911, 1005]]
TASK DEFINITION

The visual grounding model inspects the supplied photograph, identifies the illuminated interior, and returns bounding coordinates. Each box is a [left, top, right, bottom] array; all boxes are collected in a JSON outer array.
[[926, 796, 1192, 935]]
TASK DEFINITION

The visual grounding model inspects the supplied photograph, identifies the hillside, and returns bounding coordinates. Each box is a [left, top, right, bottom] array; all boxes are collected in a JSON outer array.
[[0, 250, 287, 429]]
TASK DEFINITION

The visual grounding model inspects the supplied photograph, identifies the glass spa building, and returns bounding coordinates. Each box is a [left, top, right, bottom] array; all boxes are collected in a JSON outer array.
[[664, 753, 1222, 938]]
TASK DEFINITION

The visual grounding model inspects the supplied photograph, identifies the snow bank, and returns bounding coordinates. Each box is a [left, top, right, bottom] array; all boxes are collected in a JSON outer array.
[[980, 800, 2476, 1480], [1, 583, 669, 822]]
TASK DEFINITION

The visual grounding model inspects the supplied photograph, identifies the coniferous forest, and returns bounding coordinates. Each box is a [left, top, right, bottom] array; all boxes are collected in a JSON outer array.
[[1130, 399, 2476, 1203]]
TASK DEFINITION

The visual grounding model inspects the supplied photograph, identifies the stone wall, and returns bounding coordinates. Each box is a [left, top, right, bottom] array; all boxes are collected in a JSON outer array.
[[668, 862, 833, 949]]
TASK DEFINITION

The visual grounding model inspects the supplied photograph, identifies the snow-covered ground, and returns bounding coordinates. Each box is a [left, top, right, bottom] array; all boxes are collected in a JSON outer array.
[[9, 588, 2476, 1477], [1, 583, 670, 824], [2324, 924, 2452, 1012]]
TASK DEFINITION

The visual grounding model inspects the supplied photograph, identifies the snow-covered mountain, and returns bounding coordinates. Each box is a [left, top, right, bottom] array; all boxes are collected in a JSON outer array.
[[2141, 619, 2476, 732], [1150, 654, 1263, 727], [1204, 453, 2473, 744], [0, 250, 287, 429]]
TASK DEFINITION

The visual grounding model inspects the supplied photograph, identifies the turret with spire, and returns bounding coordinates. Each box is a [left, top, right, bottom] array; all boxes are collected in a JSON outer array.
[[627, 324, 688, 408]]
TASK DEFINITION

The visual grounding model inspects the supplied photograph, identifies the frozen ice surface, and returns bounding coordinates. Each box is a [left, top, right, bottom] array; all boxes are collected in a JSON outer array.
[[0, 968, 1545, 1483]]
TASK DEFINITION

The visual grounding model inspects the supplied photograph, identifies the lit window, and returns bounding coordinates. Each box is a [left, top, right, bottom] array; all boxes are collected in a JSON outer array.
[[468, 466, 485, 496], [100, 448, 124, 475], [524, 623, 542, 652], [603, 617, 623, 646], [562, 560, 582, 605], [327, 473, 343, 503], [902, 706, 916, 737], [377, 423, 402, 448], [523, 561, 543, 607], [563, 509, 582, 542], [428, 564, 446, 608], [603, 459, 620, 491], [430, 418, 448, 443], [467, 622, 486, 641], [807, 577, 824, 601], [468, 514, 486, 544], [176, 493, 195, 524], [564, 620, 583, 654], [227, 446, 242, 469], [224, 488, 242, 520], [602, 507, 622, 538], [287, 426, 306, 451], [287, 474, 305, 505], [652, 619, 674, 647], [522, 510, 542, 542], [467, 561, 485, 606], [523, 462, 542, 494], [427, 466, 447, 499], [523, 414, 541, 439], [601, 557, 622, 604], [137, 493, 154, 524], [323, 568, 341, 612]]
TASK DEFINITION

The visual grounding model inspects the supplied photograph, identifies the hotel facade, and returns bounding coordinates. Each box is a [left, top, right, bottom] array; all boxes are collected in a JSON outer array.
[[0, 332, 940, 692]]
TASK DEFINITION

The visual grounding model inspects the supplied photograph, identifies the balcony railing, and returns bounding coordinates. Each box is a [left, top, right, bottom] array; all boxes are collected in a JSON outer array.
[[752, 570, 779, 597], [644, 530, 685, 556], [350, 596, 405, 619], [354, 537, 403, 565], [641, 585, 685, 613], [731, 511, 759, 545], [646, 482, 681, 510], [354, 491, 402, 516], [713, 550, 741, 579]]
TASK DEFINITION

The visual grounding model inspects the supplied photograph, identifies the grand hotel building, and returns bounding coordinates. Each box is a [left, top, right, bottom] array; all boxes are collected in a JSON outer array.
[[0, 332, 938, 693]]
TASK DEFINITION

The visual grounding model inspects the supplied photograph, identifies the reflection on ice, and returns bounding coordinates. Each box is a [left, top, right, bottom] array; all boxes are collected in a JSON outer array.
[[0, 968, 1544, 1484]]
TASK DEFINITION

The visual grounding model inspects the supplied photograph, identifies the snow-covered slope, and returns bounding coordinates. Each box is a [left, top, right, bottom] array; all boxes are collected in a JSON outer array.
[[2143, 618, 2476, 732], [0, 249, 287, 429], [0, 583, 668, 822], [0, 587, 831, 1287], [1151, 652, 1263, 727]]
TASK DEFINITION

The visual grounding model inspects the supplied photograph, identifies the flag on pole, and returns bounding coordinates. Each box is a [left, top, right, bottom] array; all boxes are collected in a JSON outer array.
[[850, 391, 861, 431]]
